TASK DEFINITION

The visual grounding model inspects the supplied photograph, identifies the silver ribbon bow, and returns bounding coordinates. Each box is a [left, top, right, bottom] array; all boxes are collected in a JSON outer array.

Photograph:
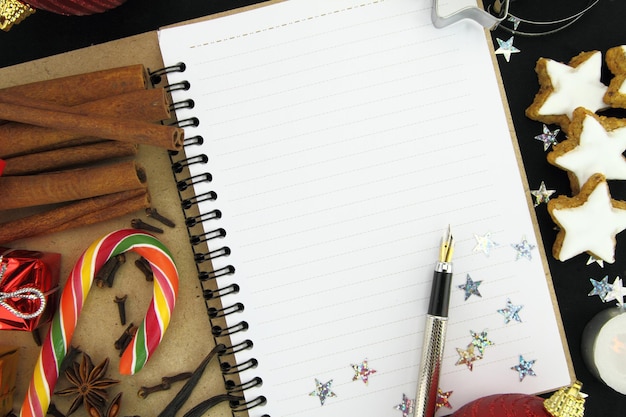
[[0, 255, 47, 320]]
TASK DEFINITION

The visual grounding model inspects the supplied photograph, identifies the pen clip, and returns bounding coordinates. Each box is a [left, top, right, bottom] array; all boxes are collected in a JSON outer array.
[[431, 0, 509, 30]]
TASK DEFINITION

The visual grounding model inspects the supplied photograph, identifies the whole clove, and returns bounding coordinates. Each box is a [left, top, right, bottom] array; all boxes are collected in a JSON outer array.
[[95, 254, 126, 288], [114, 295, 128, 325], [114, 323, 136, 350], [146, 207, 175, 228], [130, 218, 163, 234], [118, 325, 137, 356], [134, 257, 153, 281]]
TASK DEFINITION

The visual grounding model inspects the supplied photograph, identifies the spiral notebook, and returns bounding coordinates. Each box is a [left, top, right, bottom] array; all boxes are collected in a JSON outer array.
[[157, 0, 573, 416]]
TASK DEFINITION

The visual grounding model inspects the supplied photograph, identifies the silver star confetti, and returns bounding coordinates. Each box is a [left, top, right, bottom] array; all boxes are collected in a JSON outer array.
[[498, 298, 523, 324], [534, 124, 560, 151], [495, 36, 520, 62], [351, 359, 377, 385], [458, 274, 482, 301], [394, 393, 414, 417], [586, 255, 605, 268], [604, 276, 626, 308], [588, 275, 613, 301], [309, 379, 336, 406], [512, 236, 536, 260], [473, 232, 499, 256], [530, 181, 556, 207], [511, 355, 536, 381], [507, 15, 521, 30], [470, 330, 494, 356]]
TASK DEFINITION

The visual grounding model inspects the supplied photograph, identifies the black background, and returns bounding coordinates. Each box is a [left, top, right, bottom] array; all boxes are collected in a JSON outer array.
[[1, 1, 625, 416]]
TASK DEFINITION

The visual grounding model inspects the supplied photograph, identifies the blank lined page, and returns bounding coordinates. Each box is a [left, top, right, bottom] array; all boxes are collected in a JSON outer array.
[[158, 1, 572, 416]]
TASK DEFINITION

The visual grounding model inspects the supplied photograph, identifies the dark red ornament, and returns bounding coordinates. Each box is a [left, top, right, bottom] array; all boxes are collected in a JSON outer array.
[[451, 393, 549, 417], [25, 0, 127, 16], [451, 381, 585, 417]]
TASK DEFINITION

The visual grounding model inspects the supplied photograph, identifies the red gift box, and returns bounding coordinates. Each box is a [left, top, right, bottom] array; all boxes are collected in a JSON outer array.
[[0, 248, 61, 331]]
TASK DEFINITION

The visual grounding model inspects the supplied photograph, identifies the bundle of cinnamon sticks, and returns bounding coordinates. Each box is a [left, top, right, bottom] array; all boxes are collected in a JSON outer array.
[[0, 64, 183, 244]]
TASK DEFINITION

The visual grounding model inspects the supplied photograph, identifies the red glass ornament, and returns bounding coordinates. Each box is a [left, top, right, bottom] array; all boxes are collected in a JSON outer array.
[[24, 0, 128, 16], [451, 393, 550, 417], [451, 382, 586, 417]]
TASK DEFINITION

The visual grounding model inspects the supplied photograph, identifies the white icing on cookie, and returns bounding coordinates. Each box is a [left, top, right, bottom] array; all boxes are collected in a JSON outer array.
[[552, 179, 626, 262], [552, 112, 626, 187], [539, 51, 607, 118]]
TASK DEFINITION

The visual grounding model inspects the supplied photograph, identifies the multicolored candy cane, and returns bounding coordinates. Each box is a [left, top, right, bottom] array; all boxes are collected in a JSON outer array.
[[20, 229, 179, 417]]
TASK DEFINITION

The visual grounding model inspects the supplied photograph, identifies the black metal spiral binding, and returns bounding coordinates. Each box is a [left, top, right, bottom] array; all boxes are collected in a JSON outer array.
[[148, 62, 186, 84], [219, 339, 253, 355], [221, 358, 258, 375], [212, 321, 249, 338], [177, 172, 212, 192], [155, 61, 267, 415], [164, 80, 191, 92], [182, 191, 217, 210], [226, 377, 263, 394], [198, 264, 234, 281], [186, 210, 221, 227], [203, 283, 239, 300], [194, 246, 231, 263], [170, 99, 195, 111], [209, 302, 245, 320]]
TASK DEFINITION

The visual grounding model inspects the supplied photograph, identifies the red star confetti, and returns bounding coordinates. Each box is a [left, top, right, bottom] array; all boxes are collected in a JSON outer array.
[[351, 359, 377, 385], [436, 388, 453, 410], [394, 393, 414, 417]]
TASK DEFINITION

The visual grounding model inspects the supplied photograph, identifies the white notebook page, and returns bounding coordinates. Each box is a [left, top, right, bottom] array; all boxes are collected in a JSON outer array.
[[158, 1, 572, 416]]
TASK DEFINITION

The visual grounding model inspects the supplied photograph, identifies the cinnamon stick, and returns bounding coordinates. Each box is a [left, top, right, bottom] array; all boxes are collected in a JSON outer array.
[[2, 141, 138, 175], [0, 160, 147, 210], [0, 101, 183, 152], [0, 88, 170, 121], [0, 64, 148, 107], [0, 89, 172, 158], [0, 189, 150, 245]]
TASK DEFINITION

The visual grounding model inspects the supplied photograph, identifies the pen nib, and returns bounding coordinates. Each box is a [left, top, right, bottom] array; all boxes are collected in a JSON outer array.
[[439, 225, 454, 263]]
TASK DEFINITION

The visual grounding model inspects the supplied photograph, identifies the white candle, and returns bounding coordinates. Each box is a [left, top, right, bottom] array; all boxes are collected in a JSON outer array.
[[582, 307, 626, 394]]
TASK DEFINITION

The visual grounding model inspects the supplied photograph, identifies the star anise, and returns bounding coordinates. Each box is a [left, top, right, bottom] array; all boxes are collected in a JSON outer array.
[[55, 353, 120, 416]]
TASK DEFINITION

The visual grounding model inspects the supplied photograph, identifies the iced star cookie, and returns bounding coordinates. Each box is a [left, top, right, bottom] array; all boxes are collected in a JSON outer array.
[[604, 45, 626, 108], [547, 173, 626, 263], [547, 107, 626, 194], [526, 51, 608, 131]]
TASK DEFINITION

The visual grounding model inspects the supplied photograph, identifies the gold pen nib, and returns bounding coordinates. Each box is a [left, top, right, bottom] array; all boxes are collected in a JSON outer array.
[[439, 225, 454, 263]]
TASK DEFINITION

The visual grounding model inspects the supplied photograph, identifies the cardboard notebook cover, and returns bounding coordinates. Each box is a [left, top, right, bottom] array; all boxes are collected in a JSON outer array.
[[0, 1, 573, 416]]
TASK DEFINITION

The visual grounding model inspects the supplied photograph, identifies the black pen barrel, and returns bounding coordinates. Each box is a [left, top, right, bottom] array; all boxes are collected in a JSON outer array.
[[427, 265, 453, 317]]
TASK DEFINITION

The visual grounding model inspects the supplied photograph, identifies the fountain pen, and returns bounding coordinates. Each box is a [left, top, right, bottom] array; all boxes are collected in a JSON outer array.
[[414, 226, 454, 417]]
